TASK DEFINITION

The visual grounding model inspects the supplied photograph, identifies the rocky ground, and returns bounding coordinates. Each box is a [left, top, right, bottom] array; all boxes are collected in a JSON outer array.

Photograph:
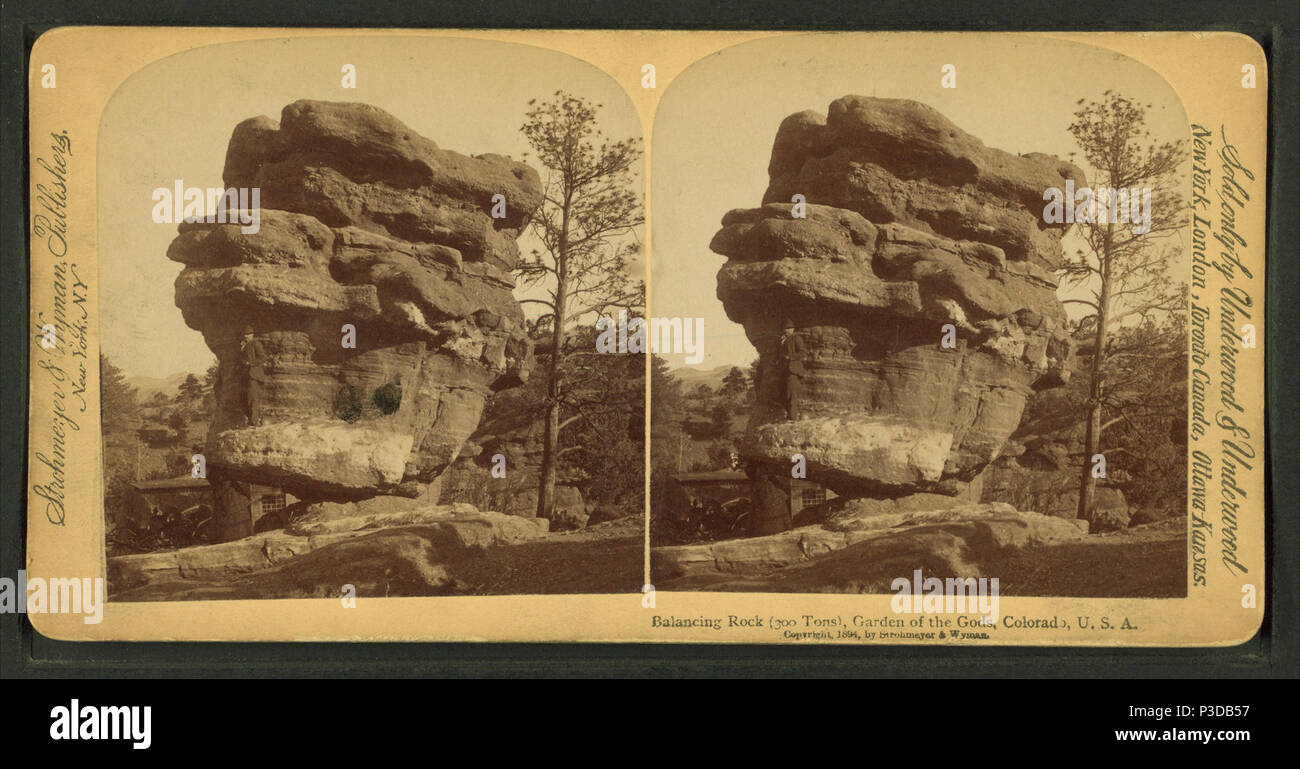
[[108, 506, 643, 601], [652, 505, 1185, 597], [110, 501, 1183, 600], [991, 518, 1185, 598]]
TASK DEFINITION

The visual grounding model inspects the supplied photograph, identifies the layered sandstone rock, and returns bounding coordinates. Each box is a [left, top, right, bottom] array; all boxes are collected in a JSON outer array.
[[712, 97, 1083, 528], [169, 100, 541, 502]]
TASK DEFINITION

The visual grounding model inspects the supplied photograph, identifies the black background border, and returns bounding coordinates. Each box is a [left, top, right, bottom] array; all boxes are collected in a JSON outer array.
[[1, 0, 1295, 679]]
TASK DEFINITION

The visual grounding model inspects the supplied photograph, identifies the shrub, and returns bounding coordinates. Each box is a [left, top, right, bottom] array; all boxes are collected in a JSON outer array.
[[335, 384, 364, 422], [373, 379, 403, 415]]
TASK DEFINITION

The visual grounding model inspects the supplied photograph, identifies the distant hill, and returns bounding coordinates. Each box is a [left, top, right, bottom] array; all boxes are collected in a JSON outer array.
[[671, 364, 738, 391], [126, 372, 191, 401]]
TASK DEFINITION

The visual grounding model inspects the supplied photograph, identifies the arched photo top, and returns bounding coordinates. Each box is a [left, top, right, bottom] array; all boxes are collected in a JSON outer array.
[[650, 32, 1191, 371], [97, 34, 642, 382]]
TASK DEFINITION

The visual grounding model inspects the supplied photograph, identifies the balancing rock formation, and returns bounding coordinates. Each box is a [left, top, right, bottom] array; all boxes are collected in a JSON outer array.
[[711, 96, 1085, 534], [168, 100, 541, 513]]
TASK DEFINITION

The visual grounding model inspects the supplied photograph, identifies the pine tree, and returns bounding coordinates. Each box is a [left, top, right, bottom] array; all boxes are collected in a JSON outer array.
[[517, 91, 644, 520], [99, 354, 138, 433], [1062, 91, 1185, 521]]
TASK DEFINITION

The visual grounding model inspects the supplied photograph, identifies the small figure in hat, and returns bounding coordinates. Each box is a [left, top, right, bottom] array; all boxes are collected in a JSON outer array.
[[238, 324, 268, 426], [778, 319, 807, 421]]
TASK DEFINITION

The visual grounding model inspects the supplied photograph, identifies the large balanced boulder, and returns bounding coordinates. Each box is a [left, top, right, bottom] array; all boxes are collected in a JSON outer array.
[[712, 97, 1083, 523], [169, 101, 541, 503]]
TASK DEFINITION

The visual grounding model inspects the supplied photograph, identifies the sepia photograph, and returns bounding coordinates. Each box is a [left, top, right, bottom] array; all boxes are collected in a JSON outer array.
[[650, 34, 1194, 598], [93, 36, 646, 601]]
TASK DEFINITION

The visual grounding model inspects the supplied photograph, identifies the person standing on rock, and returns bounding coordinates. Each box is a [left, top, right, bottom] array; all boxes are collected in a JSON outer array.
[[778, 319, 807, 421], [239, 325, 268, 426]]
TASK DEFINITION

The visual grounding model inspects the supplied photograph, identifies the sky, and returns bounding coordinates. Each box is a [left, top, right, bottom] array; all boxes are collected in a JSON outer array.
[[649, 32, 1190, 370], [98, 35, 642, 379]]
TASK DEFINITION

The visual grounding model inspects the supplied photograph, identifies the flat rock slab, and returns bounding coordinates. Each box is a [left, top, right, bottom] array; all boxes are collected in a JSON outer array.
[[109, 507, 548, 594], [652, 503, 1088, 584]]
